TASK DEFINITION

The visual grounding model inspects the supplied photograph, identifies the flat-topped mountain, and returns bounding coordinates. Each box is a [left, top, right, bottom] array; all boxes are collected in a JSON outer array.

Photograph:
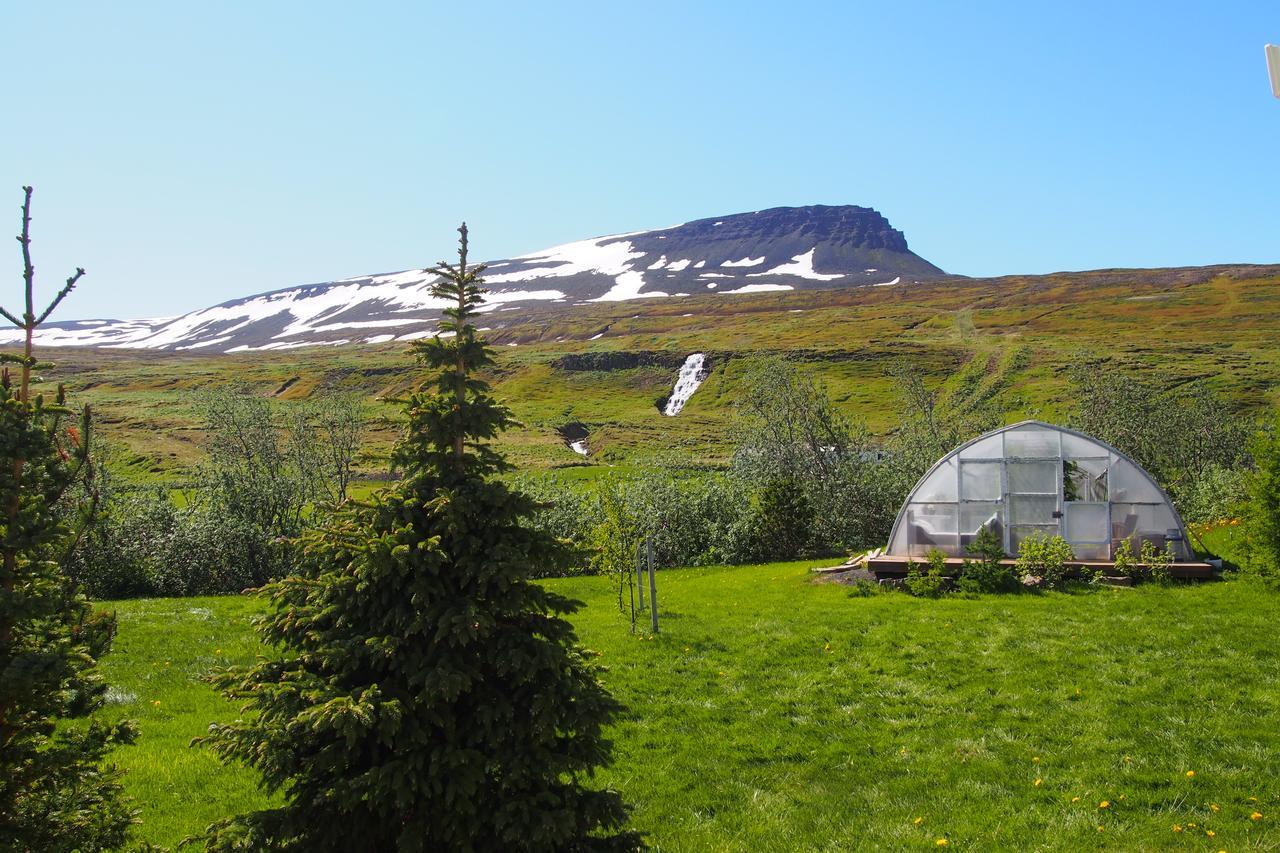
[[2, 205, 944, 353]]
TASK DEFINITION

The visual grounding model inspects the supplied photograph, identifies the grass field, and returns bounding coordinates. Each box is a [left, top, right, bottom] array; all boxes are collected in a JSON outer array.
[[98, 561, 1280, 851]]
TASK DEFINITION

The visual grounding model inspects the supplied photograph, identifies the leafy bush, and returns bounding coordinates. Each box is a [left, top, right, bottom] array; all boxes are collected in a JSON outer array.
[[905, 549, 949, 598], [1140, 539, 1175, 585], [1111, 538, 1138, 580], [749, 478, 813, 561], [1244, 415, 1280, 582], [1015, 532, 1075, 589], [67, 487, 289, 599], [957, 524, 1019, 593]]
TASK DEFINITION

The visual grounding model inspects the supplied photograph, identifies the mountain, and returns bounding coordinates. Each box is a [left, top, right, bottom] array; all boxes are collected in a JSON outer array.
[[0, 205, 944, 353]]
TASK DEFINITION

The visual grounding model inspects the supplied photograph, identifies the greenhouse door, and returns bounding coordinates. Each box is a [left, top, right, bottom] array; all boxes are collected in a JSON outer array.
[[1005, 459, 1062, 553]]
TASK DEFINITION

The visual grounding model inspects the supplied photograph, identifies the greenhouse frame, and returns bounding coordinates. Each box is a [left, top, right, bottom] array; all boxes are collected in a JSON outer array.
[[879, 420, 1201, 566]]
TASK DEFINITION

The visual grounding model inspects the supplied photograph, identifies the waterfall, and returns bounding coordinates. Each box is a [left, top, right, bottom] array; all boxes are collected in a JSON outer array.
[[663, 353, 708, 416]]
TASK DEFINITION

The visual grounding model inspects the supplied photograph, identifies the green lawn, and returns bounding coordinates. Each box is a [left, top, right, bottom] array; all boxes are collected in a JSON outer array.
[[99, 565, 1280, 850]]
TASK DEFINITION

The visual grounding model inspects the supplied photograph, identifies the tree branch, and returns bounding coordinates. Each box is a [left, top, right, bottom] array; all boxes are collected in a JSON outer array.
[[36, 268, 86, 326], [18, 186, 34, 326]]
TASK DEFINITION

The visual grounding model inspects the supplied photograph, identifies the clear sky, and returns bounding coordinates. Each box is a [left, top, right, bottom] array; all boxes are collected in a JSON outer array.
[[3, 1, 1278, 320]]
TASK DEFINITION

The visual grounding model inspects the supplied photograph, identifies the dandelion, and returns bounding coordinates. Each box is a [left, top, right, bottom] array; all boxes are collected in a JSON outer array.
[[913, 817, 924, 825], [935, 839, 948, 847], [1206, 830, 1215, 838], [1251, 811, 1263, 821], [1071, 796, 1080, 803], [1211, 803, 1220, 812], [215, 648, 222, 654], [1186, 770, 1196, 778], [1124, 755, 1132, 763], [1096, 825, 1104, 832], [1172, 824, 1183, 832], [1099, 801, 1110, 809], [1034, 779, 1042, 787], [151, 700, 160, 707], [1032, 756, 1040, 764], [1249, 796, 1259, 802]]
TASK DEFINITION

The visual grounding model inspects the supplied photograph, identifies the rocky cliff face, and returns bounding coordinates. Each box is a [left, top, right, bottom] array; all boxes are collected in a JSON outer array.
[[2, 205, 944, 353]]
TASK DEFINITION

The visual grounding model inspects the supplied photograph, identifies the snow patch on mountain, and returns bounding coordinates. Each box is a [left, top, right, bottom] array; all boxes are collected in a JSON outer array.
[[719, 283, 794, 294], [747, 248, 842, 281]]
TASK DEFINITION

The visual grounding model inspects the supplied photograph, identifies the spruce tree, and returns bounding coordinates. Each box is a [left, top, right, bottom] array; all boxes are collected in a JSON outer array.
[[200, 225, 641, 851], [1, 186, 136, 851]]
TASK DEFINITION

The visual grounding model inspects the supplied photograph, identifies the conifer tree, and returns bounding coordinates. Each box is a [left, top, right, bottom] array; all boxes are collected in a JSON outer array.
[[200, 225, 641, 851], [1, 186, 136, 851]]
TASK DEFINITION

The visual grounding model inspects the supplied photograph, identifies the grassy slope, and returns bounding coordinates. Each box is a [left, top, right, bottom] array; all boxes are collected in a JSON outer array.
[[34, 264, 1280, 480], [100, 566, 1280, 851]]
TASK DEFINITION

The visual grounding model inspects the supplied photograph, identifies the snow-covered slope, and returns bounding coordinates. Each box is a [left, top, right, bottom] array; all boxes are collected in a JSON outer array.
[[1, 205, 943, 353]]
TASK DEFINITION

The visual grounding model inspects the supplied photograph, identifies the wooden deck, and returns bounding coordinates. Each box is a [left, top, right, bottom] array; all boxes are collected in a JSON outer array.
[[865, 554, 1219, 581]]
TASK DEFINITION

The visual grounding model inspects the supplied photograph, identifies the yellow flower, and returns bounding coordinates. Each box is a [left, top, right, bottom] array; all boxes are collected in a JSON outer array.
[[1186, 770, 1196, 778], [1251, 811, 1263, 821], [1032, 756, 1040, 764], [1099, 801, 1110, 809], [913, 817, 924, 825], [215, 648, 222, 654], [150, 700, 160, 707], [1096, 825, 1104, 832], [1211, 803, 1220, 812], [1071, 796, 1080, 803], [1206, 830, 1215, 838], [936, 839, 948, 847], [1172, 824, 1183, 832], [1249, 796, 1259, 802], [1124, 755, 1132, 763], [1034, 779, 1042, 787]]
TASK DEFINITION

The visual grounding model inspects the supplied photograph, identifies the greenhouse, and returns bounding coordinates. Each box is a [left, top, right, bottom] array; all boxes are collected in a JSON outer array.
[[882, 420, 1195, 564]]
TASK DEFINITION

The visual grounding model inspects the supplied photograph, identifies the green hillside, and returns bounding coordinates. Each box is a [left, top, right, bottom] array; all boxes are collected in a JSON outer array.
[[28, 263, 1280, 480]]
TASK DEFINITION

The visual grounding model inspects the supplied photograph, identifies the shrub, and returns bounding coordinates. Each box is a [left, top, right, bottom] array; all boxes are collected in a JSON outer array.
[[957, 524, 1019, 593], [750, 478, 813, 561], [1140, 539, 1175, 585], [905, 548, 949, 598], [1244, 414, 1280, 582], [1111, 538, 1138, 580], [1015, 532, 1075, 589]]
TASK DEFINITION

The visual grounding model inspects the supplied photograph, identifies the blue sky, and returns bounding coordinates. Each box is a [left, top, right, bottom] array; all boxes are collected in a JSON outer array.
[[3, 1, 1278, 319]]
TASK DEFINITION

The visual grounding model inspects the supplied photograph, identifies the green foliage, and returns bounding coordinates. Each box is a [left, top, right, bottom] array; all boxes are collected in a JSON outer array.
[[905, 548, 949, 597], [731, 356, 911, 554], [1140, 539, 1174, 585], [750, 478, 813, 561], [1244, 414, 1280, 582], [0, 186, 136, 851], [1014, 532, 1075, 589], [67, 389, 366, 599], [196, 226, 640, 851], [1069, 361, 1253, 520], [1111, 538, 1138, 580], [957, 524, 1019, 593]]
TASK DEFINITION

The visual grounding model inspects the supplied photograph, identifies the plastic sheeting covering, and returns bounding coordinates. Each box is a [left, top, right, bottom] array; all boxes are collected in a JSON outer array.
[[886, 422, 1192, 561]]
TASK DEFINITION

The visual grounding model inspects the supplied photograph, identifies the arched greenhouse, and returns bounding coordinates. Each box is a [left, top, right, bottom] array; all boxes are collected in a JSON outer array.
[[873, 421, 1210, 575]]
